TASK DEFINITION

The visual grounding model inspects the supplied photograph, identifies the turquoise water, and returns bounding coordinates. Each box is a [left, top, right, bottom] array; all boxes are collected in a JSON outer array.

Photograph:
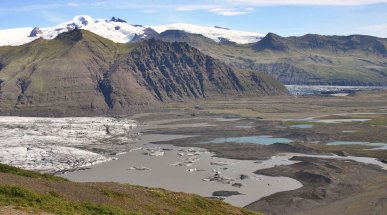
[[204, 136, 293, 145], [290, 124, 314, 129], [327, 141, 369, 145]]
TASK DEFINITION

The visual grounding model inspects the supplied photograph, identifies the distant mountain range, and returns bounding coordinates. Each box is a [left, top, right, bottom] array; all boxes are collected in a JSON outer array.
[[154, 30, 387, 86], [0, 16, 387, 89], [0, 29, 286, 116]]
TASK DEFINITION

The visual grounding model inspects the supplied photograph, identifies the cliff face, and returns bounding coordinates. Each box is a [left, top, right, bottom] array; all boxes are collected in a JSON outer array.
[[0, 30, 287, 116]]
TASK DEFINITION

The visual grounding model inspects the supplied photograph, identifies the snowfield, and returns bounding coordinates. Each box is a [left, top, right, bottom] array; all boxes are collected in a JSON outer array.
[[0, 117, 138, 173], [0, 15, 147, 46], [0, 15, 263, 46], [151, 23, 264, 44]]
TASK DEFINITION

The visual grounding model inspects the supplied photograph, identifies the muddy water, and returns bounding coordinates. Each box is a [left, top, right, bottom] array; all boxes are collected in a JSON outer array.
[[61, 117, 387, 207], [63, 132, 302, 207]]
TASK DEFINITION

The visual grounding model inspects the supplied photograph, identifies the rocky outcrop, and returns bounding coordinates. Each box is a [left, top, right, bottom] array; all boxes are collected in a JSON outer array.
[[130, 28, 160, 42], [110, 17, 126, 23], [29, 27, 43, 37], [218, 37, 237, 45], [253, 33, 288, 51], [78, 16, 89, 26]]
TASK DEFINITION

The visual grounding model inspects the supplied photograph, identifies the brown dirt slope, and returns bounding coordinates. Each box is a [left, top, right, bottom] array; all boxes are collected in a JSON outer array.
[[245, 156, 387, 215]]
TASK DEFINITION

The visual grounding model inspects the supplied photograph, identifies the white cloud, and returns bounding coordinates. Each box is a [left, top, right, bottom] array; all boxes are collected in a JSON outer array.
[[209, 7, 254, 16], [141, 9, 158, 13], [175, 4, 254, 16], [227, 0, 387, 6], [172, 0, 387, 16], [176, 4, 217, 11]]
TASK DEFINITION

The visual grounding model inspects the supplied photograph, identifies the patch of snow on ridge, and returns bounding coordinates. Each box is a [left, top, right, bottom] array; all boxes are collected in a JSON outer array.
[[0, 116, 138, 173], [151, 23, 264, 44]]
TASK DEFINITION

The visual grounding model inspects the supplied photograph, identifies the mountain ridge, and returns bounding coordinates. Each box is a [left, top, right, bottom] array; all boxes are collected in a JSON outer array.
[[253, 33, 387, 55], [0, 29, 287, 116], [151, 30, 387, 86], [3, 15, 387, 87]]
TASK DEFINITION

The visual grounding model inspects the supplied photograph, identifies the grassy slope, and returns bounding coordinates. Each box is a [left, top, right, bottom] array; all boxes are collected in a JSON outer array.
[[0, 30, 138, 89], [0, 164, 258, 215], [0, 30, 140, 115], [0, 30, 135, 111]]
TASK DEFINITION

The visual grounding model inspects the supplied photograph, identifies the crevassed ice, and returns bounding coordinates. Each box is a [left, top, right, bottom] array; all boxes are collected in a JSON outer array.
[[0, 116, 138, 173]]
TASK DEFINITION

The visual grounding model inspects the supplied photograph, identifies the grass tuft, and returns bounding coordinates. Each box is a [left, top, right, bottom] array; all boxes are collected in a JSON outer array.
[[0, 185, 132, 215], [0, 163, 67, 181]]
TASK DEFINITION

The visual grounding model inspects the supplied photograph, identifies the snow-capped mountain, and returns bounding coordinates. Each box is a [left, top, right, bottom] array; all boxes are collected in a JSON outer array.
[[0, 15, 264, 46], [0, 15, 148, 46], [151, 23, 264, 44]]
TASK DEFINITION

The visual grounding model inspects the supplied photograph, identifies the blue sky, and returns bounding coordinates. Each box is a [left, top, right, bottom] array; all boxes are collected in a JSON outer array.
[[1, 0, 387, 37]]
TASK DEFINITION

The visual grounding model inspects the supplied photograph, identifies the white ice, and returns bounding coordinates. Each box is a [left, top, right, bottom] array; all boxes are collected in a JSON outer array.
[[0, 116, 137, 173]]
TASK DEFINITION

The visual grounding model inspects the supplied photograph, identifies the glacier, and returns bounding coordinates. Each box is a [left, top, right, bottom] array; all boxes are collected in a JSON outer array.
[[0, 116, 138, 173], [0, 15, 263, 46]]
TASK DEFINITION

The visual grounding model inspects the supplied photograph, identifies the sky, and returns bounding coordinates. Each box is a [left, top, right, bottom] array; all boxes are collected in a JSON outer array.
[[1, 0, 387, 37]]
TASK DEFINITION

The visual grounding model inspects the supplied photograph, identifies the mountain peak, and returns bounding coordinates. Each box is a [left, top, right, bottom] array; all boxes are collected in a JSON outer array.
[[72, 15, 93, 26], [266, 32, 282, 39], [110, 17, 127, 23], [253, 32, 288, 51], [130, 28, 159, 42], [29, 27, 43, 37], [55, 29, 85, 43]]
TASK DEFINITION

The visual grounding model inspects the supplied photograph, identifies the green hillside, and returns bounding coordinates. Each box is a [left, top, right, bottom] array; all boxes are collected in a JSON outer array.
[[0, 164, 258, 215]]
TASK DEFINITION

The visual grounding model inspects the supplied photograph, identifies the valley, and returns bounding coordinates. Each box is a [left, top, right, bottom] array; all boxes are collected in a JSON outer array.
[[1, 89, 386, 214], [0, 13, 386, 215]]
